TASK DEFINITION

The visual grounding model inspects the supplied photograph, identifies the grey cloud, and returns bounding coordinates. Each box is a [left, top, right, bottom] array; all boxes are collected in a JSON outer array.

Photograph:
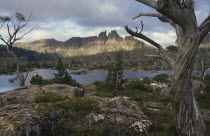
[[0, 0, 209, 39]]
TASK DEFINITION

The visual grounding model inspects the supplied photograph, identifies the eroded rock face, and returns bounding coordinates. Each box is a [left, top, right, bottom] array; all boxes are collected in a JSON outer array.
[[88, 96, 152, 133]]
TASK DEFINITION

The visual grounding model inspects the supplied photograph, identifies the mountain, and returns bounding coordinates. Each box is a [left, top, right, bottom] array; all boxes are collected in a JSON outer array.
[[14, 30, 148, 57]]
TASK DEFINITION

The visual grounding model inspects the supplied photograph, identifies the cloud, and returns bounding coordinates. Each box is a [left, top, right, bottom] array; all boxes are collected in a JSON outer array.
[[0, 0, 209, 46]]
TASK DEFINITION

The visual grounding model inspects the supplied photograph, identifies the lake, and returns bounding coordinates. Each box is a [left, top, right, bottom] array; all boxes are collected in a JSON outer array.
[[1, 69, 206, 93]]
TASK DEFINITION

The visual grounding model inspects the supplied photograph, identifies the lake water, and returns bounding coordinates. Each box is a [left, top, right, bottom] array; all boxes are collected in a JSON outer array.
[[0, 69, 169, 93]]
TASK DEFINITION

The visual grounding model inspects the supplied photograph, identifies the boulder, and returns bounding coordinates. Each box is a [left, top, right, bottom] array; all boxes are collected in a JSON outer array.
[[88, 96, 152, 133], [192, 80, 205, 94], [143, 101, 165, 110], [0, 104, 51, 136], [160, 88, 171, 98], [0, 84, 84, 103], [202, 110, 210, 121]]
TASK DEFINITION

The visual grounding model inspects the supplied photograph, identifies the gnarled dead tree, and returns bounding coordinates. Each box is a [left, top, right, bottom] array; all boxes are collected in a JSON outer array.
[[0, 12, 43, 86], [125, 0, 210, 135]]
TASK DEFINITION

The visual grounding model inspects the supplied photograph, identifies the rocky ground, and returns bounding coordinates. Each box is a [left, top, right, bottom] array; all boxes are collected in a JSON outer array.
[[0, 84, 152, 136], [0, 80, 209, 136]]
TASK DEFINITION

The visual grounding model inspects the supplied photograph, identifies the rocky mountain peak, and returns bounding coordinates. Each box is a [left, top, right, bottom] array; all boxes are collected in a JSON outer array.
[[98, 31, 107, 40], [107, 30, 123, 41], [124, 36, 135, 41]]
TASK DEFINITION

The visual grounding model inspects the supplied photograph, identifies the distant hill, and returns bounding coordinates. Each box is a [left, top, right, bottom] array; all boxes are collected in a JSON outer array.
[[14, 30, 149, 57]]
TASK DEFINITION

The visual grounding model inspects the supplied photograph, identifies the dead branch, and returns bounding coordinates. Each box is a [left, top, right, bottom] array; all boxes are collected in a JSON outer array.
[[125, 25, 175, 68], [199, 14, 210, 43]]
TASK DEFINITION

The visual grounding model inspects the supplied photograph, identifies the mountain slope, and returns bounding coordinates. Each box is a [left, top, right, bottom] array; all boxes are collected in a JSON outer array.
[[14, 30, 149, 57]]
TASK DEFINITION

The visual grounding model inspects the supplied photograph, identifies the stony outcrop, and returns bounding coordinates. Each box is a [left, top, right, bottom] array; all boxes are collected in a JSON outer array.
[[160, 88, 171, 98], [192, 80, 206, 94], [143, 101, 166, 110], [0, 84, 151, 135], [0, 104, 51, 136], [89, 96, 152, 133], [0, 84, 84, 103]]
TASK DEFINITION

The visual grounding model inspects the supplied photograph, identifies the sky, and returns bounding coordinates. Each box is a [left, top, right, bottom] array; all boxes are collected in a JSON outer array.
[[0, 0, 210, 47]]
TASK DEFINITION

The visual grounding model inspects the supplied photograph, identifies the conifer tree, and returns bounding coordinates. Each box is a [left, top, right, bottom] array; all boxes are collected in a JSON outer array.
[[106, 52, 125, 90]]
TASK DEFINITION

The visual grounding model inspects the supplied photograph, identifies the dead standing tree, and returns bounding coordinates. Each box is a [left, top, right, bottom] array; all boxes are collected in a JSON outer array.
[[0, 12, 43, 86], [125, 0, 210, 135]]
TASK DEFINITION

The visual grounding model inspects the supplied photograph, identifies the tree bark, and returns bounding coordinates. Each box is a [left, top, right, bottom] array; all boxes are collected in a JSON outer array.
[[7, 46, 25, 87], [171, 31, 206, 136]]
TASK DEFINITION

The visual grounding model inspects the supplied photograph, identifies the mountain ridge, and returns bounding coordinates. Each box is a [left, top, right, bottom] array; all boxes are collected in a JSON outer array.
[[14, 30, 148, 57]]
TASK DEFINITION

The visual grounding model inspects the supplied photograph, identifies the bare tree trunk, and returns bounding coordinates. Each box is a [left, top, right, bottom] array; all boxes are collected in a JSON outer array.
[[7, 46, 25, 87], [171, 33, 206, 136]]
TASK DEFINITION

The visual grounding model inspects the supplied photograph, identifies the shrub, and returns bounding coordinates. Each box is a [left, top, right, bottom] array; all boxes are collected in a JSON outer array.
[[6, 97, 18, 104], [205, 74, 210, 81], [125, 80, 153, 92], [54, 69, 79, 86], [34, 92, 63, 103], [142, 77, 151, 84], [93, 80, 109, 89], [97, 92, 114, 98], [196, 93, 210, 109], [153, 73, 169, 83], [30, 74, 43, 85], [106, 52, 125, 90], [60, 97, 100, 115]]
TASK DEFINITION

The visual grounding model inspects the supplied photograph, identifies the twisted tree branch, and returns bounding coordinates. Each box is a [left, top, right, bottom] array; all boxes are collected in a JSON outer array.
[[199, 14, 210, 43], [125, 25, 175, 68]]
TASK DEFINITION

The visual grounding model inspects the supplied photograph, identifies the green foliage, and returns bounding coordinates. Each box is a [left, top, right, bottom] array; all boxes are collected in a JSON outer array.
[[34, 92, 63, 103], [54, 69, 78, 86], [196, 92, 210, 109], [15, 12, 26, 22], [30, 74, 43, 85], [93, 80, 109, 89], [142, 77, 151, 84], [97, 92, 115, 98], [205, 74, 210, 81], [153, 73, 169, 83], [8, 78, 15, 83], [106, 52, 125, 90], [60, 98, 100, 115], [0, 16, 11, 22], [6, 97, 18, 104], [53, 57, 80, 87], [55, 57, 64, 70]]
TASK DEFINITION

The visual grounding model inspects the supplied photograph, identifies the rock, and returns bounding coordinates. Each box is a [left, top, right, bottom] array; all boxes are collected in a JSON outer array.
[[88, 96, 152, 133], [192, 80, 205, 94], [0, 84, 84, 102], [202, 110, 210, 121], [0, 86, 151, 135], [160, 88, 171, 98], [107, 30, 123, 41], [98, 31, 107, 42], [143, 101, 165, 110], [0, 104, 51, 136]]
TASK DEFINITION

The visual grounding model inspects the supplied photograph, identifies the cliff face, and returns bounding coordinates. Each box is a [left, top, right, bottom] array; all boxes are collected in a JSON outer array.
[[13, 30, 146, 57], [63, 30, 144, 48]]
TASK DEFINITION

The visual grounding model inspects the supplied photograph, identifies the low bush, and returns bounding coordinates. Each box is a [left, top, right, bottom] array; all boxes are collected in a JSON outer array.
[[125, 80, 153, 92], [34, 92, 63, 103], [153, 73, 169, 83], [196, 92, 210, 109]]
